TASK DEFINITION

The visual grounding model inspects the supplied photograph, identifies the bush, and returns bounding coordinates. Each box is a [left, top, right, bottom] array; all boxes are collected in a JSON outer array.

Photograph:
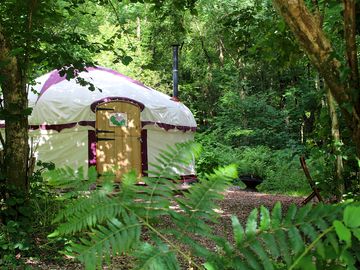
[[0, 161, 62, 268], [237, 146, 272, 179], [196, 138, 310, 195], [195, 132, 241, 176], [258, 148, 310, 195]]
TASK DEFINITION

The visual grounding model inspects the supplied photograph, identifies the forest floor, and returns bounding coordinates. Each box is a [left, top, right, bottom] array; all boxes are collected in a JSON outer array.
[[25, 188, 304, 269]]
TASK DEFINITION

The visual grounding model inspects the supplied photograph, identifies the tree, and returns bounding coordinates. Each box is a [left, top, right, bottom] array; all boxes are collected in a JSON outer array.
[[272, 0, 360, 158], [0, 0, 116, 191]]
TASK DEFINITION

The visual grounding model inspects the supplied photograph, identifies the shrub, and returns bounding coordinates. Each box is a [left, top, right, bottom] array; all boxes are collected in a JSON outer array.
[[0, 161, 61, 268], [235, 146, 310, 195], [195, 132, 241, 176], [196, 133, 310, 195], [258, 148, 311, 195]]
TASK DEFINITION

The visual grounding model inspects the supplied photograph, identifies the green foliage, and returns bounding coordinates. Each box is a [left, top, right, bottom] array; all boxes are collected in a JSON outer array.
[[49, 143, 360, 269], [206, 202, 360, 270], [0, 161, 61, 267], [134, 243, 180, 270], [211, 93, 293, 149], [196, 141, 309, 195], [256, 148, 310, 195], [49, 142, 238, 269]]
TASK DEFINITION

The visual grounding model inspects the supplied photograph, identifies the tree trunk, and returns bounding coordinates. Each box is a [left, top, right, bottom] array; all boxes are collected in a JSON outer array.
[[0, 28, 29, 191], [272, 0, 360, 158], [326, 85, 344, 197], [136, 17, 141, 41], [218, 39, 224, 67], [343, 0, 359, 91]]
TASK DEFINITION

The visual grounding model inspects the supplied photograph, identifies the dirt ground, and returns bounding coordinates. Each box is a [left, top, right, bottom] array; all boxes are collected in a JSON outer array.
[[25, 189, 304, 269]]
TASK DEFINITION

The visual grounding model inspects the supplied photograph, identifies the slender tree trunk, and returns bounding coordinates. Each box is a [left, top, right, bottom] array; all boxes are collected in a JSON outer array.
[[272, 0, 360, 158], [343, 0, 359, 91], [218, 39, 224, 67], [326, 85, 344, 197], [342, 0, 360, 158], [136, 17, 141, 41], [0, 29, 29, 191]]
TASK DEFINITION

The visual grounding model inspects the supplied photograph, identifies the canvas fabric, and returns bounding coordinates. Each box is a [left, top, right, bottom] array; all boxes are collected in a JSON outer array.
[[29, 68, 196, 128]]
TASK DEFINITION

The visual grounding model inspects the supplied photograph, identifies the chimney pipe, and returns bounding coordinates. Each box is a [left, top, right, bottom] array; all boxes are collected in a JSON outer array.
[[171, 44, 179, 101]]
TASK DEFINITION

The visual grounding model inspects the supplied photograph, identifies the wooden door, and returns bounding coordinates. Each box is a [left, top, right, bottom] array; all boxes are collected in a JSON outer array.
[[95, 101, 142, 181]]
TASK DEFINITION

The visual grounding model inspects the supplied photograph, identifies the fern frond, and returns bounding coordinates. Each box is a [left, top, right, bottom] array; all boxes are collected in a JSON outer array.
[[136, 141, 201, 221], [259, 206, 270, 230], [44, 166, 97, 192], [176, 164, 237, 220], [117, 170, 138, 202], [72, 214, 141, 269], [209, 203, 346, 270], [55, 193, 125, 235], [159, 165, 238, 259], [260, 233, 280, 259], [134, 243, 180, 270], [245, 208, 258, 239], [51, 142, 238, 270]]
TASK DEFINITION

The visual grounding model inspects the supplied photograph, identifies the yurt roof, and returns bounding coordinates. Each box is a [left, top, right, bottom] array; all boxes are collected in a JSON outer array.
[[28, 67, 196, 131]]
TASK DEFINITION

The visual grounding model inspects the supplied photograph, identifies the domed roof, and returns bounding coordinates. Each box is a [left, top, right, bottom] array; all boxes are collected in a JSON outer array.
[[29, 67, 196, 131]]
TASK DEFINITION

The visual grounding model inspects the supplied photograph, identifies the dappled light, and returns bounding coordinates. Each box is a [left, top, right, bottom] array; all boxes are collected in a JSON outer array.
[[1, 0, 360, 269]]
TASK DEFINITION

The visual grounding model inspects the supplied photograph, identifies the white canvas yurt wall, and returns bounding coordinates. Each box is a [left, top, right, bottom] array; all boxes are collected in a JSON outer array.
[[25, 66, 197, 181]]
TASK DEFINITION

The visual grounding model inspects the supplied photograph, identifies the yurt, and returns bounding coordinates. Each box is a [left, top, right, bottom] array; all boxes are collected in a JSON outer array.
[[27, 66, 197, 182]]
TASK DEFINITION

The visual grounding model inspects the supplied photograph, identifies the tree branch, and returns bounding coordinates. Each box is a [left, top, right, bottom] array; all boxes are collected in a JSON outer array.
[[272, 0, 351, 115], [0, 130, 5, 150], [23, 0, 38, 92], [343, 0, 360, 92]]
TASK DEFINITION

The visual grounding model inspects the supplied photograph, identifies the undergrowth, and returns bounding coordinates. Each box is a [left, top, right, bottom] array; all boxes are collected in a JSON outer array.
[[196, 140, 309, 195], [45, 142, 360, 269], [0, 161, 63, 268]]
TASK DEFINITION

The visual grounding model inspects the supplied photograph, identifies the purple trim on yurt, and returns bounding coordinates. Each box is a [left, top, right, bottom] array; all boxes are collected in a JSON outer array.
[[88, 130, 97, 167], [38, 66, 150, 100], [28, 122, 93, 132], [29, 121, 95, 132], [39, 69, 66, 98], [141, 130, 148, 176], [141, 121, 196, 132], [180, 174, 197, 183], [1, 120, 196, 132], [29, 123, 77, 132], [79, 121, 95, 128], [90, 97, 145, 112]]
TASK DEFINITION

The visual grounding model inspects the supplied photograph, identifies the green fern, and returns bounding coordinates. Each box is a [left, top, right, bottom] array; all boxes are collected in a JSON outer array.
[[54, 193, 125, 234], [49, 141, 360, 270], [72, 214, 141, 270], [44, 166, 97, 190], [206, 202, 360, 270], [50, 141, 222, 269], [137, 142, 202, 222], [134, 243, 180, 270]]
